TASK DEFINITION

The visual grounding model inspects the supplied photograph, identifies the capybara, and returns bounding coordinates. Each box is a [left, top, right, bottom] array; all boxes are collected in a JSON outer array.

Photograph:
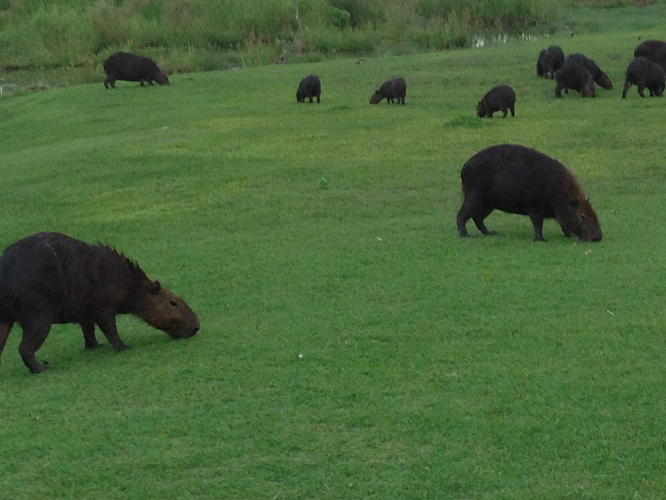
[[369, 77, 407, 105], [537, 45, 564, 79], [0, 232, 200, 374], [633, 39, 666, 60], [555, 61, 596, 98], [296, 74, 321, 103], [565, 53, 613, 89], [476, 84, 516, 118], [103, 52, 169, 89], [622, 57, 666, 98], [456, 144, 602, 242]]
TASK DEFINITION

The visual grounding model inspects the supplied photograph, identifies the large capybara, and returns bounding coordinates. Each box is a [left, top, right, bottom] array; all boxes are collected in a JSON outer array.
[[0, 232, 200, 374], [622, 57, 666, 98], [633, 39, 666, 60], [103, 52, 169, 89], [456, 144, 602, 242], [537, 45, 564, 79], [555, 61, 596, 98], [296, 74, 321, 103], [369, 77, 407, 105], [476, 84, 516, 118], [565, 53, 613, 89]]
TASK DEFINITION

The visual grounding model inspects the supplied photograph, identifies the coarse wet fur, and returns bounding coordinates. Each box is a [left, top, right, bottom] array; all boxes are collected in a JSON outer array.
[[103, 52, 169, 89], [565, 53, 613, 89], [456, 144, 602, 242], [537, 45, 564, 79], [555, 61, 596, 98], [0, 232, 200, 374], [476, 84, 516, 118], [634, 39, 666, 60], [370, 77, 407, 105], [296, 74, 321, 103], [622, 57, 666, 98]]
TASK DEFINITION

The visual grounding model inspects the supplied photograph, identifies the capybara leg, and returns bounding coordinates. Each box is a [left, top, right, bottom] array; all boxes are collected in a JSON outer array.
[[529, 213, 546, 242], [637, 85, 646, 97], [81, 320, 103, 349], [96, 315, 130, 351], [316, 96, 320, 103], [0, 321, 14, 366], [473, 212, 497, 236], [510, 105, 515, 117], [501, 107, 508, 118], [555, 84, 563, 98], [622, 81, 631, 99], [18, 321, 52, 374]]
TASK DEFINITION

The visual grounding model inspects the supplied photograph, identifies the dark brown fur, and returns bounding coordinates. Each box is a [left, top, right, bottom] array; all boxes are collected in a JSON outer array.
[[622, 57, 666, 98], [555, 61, 596, 98], [370, 77, 407, 105], [456, 144, 602, 242], [537, 45, 564, 79], [634, 40, 666, 60], [565, 53, 613, 89], [296, 74, 321, 103], [0, 232, 199, 374], [476, 84, 516, 118], [103, 52, 169, 89]]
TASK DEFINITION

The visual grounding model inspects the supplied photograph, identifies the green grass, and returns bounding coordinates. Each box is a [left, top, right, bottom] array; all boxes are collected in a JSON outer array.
[[2, 17, 666, 498]]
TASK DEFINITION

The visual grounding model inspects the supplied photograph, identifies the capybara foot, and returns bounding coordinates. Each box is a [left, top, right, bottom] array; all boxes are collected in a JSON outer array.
[[85, 342, 105, 349]]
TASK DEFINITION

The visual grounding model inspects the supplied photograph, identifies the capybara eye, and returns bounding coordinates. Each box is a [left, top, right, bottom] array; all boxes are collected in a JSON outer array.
[[170, 300, 178, 307], [580, 214, 586, 220]]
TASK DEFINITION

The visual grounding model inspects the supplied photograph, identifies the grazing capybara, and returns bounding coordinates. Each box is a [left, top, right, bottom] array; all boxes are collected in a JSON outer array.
[[622, 57, 666, 98], [369, 77, 407, 105], [296, 74, 321, 103], [456, 144, 602, 242], [103, 52, 169, 89], [565, 53, 613, 89], [537, 45, 564, 79], [476, 84, 516, 118], [555, 61, 596, 98], [0, 232, 200, 374], [634, 39, 666, 60]]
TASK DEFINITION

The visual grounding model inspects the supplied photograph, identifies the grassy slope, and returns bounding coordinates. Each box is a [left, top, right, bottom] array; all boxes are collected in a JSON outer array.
[[1, 10, 666, 498]]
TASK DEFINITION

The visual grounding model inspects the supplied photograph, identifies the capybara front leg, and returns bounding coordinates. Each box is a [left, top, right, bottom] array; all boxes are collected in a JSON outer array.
[[530, 213, 546, 242], [0, 321, 14, 366], [18, 320, 52, 374], [81, 320, 103, 349], [96, 315, 130, 351]]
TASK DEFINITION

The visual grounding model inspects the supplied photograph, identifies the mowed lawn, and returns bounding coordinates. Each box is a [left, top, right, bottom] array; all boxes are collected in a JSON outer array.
[[1, 15, 666, 498]]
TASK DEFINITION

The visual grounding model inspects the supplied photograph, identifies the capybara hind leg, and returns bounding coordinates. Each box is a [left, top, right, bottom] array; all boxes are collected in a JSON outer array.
[[96, 315, 130, 351], [18, 321, 52, 374], [0, 321, 14, 365], [622, 81, 631, 98], [529, 213, 546, 241], [473, 211, 498, 236], [81, 320, 103, 349], [510, 105, 515, 117], [638, 85, 646, 97]]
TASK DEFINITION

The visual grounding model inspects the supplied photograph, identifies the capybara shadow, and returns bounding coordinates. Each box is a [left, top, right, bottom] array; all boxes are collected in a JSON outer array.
[[370, 77, 407, 105], [537, 45, 564, 79], [103, 52, 169, 89], [622, 57, 665, 98], [296, 74, 321, 103], [565, 53, 613, 89], [555, 61, 596, 98], [476, 84, 516, 118], [0, 232, 200, 374], [456, 144, 602, 242]]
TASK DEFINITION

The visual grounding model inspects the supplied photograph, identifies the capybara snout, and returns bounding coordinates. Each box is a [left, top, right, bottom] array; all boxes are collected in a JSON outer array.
[[136, 281, 200, 339]]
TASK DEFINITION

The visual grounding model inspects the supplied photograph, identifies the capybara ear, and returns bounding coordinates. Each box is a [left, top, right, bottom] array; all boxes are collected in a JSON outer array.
[[570, 199, 579, 207], [150, 281, 161, 295]]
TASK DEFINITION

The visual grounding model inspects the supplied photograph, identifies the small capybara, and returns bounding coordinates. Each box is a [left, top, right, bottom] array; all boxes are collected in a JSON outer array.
[[296, 74, 321, 103], [565, 53, 613, 89], [103, 52, 169, 89], [476, 84, 516, 118], [555, 61, 596, 98], [369, 77, 407, 105], [633, 39, 666, 60], [456, 144, 602, 242], [622, 57, 666, 98], [537, 45, 564, 79], [0, 232, 200, 374]]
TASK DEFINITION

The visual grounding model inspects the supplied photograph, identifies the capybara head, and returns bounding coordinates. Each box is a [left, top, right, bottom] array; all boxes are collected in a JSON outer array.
[[369, 90, 384, 104], [296, 89, 305, 103], [153, 71, 170, 85], [135, 280, 200, 338], [476, 100, 487, 117], [557, 197, 602, 242]]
